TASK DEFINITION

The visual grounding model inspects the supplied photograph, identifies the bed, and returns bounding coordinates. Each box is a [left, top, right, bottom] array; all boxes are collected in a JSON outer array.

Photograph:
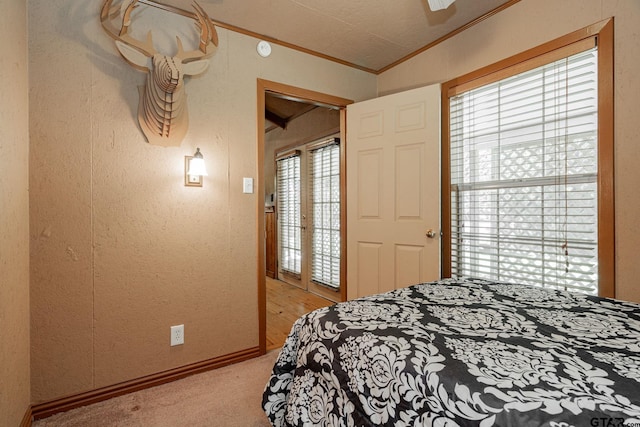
[[262, 278, 640, 426]]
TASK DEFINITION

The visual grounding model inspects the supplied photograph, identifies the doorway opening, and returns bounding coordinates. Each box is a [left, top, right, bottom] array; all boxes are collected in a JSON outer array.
[[257, 80, 352, 353]]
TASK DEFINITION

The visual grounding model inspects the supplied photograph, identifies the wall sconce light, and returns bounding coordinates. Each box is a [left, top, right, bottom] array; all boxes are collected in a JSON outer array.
[[185, 147, 208, 187]]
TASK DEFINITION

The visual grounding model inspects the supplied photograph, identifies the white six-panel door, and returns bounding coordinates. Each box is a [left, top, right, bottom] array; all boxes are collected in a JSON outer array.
[[347, 84, 441, 299]]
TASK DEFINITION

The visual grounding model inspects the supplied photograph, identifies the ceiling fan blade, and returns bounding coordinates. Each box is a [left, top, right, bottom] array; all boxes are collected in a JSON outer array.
[[427, 0, 455, 11]]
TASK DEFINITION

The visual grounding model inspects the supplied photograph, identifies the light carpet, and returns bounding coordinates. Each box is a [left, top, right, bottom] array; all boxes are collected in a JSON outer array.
[[33, 350, 280, 427]]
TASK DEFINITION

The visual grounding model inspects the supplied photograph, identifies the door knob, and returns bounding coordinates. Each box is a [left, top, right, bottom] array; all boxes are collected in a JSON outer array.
[[426, 229, 437, 238]]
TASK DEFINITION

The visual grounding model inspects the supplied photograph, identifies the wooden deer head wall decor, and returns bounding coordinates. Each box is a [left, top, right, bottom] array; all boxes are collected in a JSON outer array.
[[100, 0, 218, 146]]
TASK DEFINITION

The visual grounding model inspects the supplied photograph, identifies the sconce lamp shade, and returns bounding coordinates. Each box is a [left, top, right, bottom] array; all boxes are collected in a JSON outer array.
[[187, 148, 208, 176]]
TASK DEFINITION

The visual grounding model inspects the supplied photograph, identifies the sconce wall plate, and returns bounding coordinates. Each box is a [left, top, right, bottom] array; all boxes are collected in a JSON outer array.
[[185, 156, 203, 187]]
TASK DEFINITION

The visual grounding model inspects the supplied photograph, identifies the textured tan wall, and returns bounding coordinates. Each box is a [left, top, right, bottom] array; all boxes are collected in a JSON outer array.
[[28, 1, 376, 403], [0, 0, 30, 425], [379, 0, 640, 303]]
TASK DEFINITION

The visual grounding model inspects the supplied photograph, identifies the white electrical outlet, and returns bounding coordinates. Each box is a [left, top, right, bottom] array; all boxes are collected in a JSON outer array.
[[170, 324, 184, 346]]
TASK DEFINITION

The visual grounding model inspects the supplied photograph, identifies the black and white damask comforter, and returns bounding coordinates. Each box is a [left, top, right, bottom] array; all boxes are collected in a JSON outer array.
[[262, 278, 640, 426]]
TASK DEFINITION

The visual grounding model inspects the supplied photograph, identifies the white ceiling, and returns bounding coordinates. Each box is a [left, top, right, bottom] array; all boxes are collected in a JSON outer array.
[[151, 0, 514, 73]]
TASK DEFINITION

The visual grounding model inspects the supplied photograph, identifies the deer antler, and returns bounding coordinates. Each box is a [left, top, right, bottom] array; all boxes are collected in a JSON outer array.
[[175, 1, 218, 63], [101, 0, 156, 57]]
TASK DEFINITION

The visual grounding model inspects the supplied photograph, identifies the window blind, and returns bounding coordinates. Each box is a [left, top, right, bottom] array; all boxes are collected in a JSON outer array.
[[276, 152, 302, 276], [308, 139, 341, 288], [449, 47, 599, 294]]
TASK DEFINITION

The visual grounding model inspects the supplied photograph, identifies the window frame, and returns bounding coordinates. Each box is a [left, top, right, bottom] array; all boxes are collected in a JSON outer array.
[[441, 18, 614, 297]]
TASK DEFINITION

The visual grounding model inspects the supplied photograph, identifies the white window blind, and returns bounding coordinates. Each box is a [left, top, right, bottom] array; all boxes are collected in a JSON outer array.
[[308, 139, 341, 288], [450, 47, 599, 294], [276, 152, 301, 276]]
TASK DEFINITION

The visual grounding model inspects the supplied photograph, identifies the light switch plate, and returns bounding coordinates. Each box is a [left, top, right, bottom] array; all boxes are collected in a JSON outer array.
[[243, 177, 254, 194]]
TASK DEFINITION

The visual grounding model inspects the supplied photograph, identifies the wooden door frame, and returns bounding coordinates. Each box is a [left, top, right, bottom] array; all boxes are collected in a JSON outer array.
[[257, 79, 353, 354]]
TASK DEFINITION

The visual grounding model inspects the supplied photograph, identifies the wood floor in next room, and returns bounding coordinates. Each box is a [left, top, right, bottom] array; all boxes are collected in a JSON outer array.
[[266, 277, 335, 351]]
